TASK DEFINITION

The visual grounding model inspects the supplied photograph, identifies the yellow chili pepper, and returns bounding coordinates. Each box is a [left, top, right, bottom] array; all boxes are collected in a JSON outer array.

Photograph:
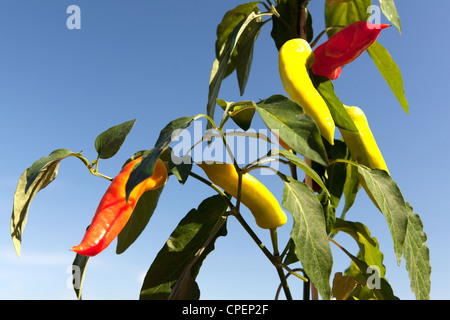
[[279, 38, 335, 145], [197, 162, 287, 229], [340, 105, 389, 174]]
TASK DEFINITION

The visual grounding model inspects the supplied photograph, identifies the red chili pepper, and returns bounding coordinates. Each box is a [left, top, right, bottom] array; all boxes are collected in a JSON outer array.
[[71, 156, 167, 257], [312, 21, 390, 80]]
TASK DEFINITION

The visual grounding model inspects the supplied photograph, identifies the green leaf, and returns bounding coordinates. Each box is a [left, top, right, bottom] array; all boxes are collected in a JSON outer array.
[[215, 2, 261, 62], [325, 0, 371, 37], [94, 119, 136, 159], [357, 166, 408, 265], [139, 195, 228, 300], [169, 154, 193, 185], [234, 12, 266, 96], [325, 140, 350, 208], [341, 163, 361, 219], [378, 0, 401, 34], [126, 116, 194, 200], [282, 177, 333, 300], [343, 252, 397, 300], [116, 186, 165, 254], [271, 0, 313, 50], [331, 272, 358, 300], [256, 95, 329, 167], [207, 2, 261, 127], [270, 148, 329, 195], [25, 148, 75, 193], [403, 203, 431, 300], [11, 149, 78, 256], [71, 252, 89, 300], [333, 219, 386, 278], [310, 73, 358, 132], [216, 99, 255, 131], [367, 41, 409, 114]]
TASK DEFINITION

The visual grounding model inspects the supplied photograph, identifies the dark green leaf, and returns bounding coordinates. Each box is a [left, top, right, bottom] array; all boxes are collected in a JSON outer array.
[[270, 0, 312, 50], [341, 163, 361, 219], [139, 195, 228, 300], [256, 95, 329, 166], [116, 186, 165, 254], [403, 203, 431, 300], [325, 140, 350, 208], [126, 116, 194, 200], [357, 166, 408, 265], [94, 119, 136, 159], [215, 2, 261, 61], [71, 252, 89, 300], [310, 73, 358, 132], [207, 2, 261, 127], [216, 99, 255, 131], [169, 154, 193, 185], [282, 177, 332, 300], [11, 149, 78, 256], [318, 194, 336, 235], [25, 148, 75, 193], [367, 41, 409, 114], [378, 0, 401, 34], [234, 12, 266, 96], [325, 0, 371, 37]]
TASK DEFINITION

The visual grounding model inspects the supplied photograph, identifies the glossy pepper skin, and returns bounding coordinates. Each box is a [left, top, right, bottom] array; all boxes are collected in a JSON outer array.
[[71, 156, 167, 256], [340, 106, 389, 174], [312, 21, 390, 80], [279, 38, 335, 145], [197, 162, 287, 229]]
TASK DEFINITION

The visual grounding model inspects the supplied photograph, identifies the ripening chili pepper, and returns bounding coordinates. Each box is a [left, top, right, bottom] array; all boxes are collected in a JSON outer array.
[[340, 105, 389, 174], [312, 21, 390, 80], [71, 156, 168, 256], [197, 162, 287, 230], [279, 38, 335, 145]]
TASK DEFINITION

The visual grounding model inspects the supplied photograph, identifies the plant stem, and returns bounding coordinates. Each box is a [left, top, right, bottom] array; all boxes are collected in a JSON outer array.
[[233, 213, 293, 300]]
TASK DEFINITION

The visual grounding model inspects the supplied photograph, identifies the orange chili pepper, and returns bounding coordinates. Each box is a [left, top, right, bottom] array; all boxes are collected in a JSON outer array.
[[71, 156, 167, 256]]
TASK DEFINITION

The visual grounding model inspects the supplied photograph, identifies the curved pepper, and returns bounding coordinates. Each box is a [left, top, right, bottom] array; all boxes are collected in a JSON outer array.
[[340, 105, 389, 174], [312, 21, 390, 80], [71, 156, 168, 256], [197, 162, 287, 230], [279, 38, 335, 145]]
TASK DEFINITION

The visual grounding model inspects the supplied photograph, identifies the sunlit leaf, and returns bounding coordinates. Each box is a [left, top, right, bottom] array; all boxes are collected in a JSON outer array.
[[282, 177, 332, 300], [403, 203, 431, 300], [94, 119, 136, 159], [367, 41, 409, 114], [357, 166, 408, 265], [325, 0, 371, 37], [378, 0, 401, 34], [256, 95, 329, 166], [310, 73, 357, 132]]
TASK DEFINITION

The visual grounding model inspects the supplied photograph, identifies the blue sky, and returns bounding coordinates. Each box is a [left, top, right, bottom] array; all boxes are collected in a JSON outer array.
[[0, 0, 448, 300]]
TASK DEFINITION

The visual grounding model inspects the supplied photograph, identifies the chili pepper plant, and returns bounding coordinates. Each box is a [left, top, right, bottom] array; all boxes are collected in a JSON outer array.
[[10, 0, 430, 300]]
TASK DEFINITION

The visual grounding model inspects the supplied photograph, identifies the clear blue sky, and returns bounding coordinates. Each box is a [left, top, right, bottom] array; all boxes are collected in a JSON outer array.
[[0, 0, 448, 300]]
